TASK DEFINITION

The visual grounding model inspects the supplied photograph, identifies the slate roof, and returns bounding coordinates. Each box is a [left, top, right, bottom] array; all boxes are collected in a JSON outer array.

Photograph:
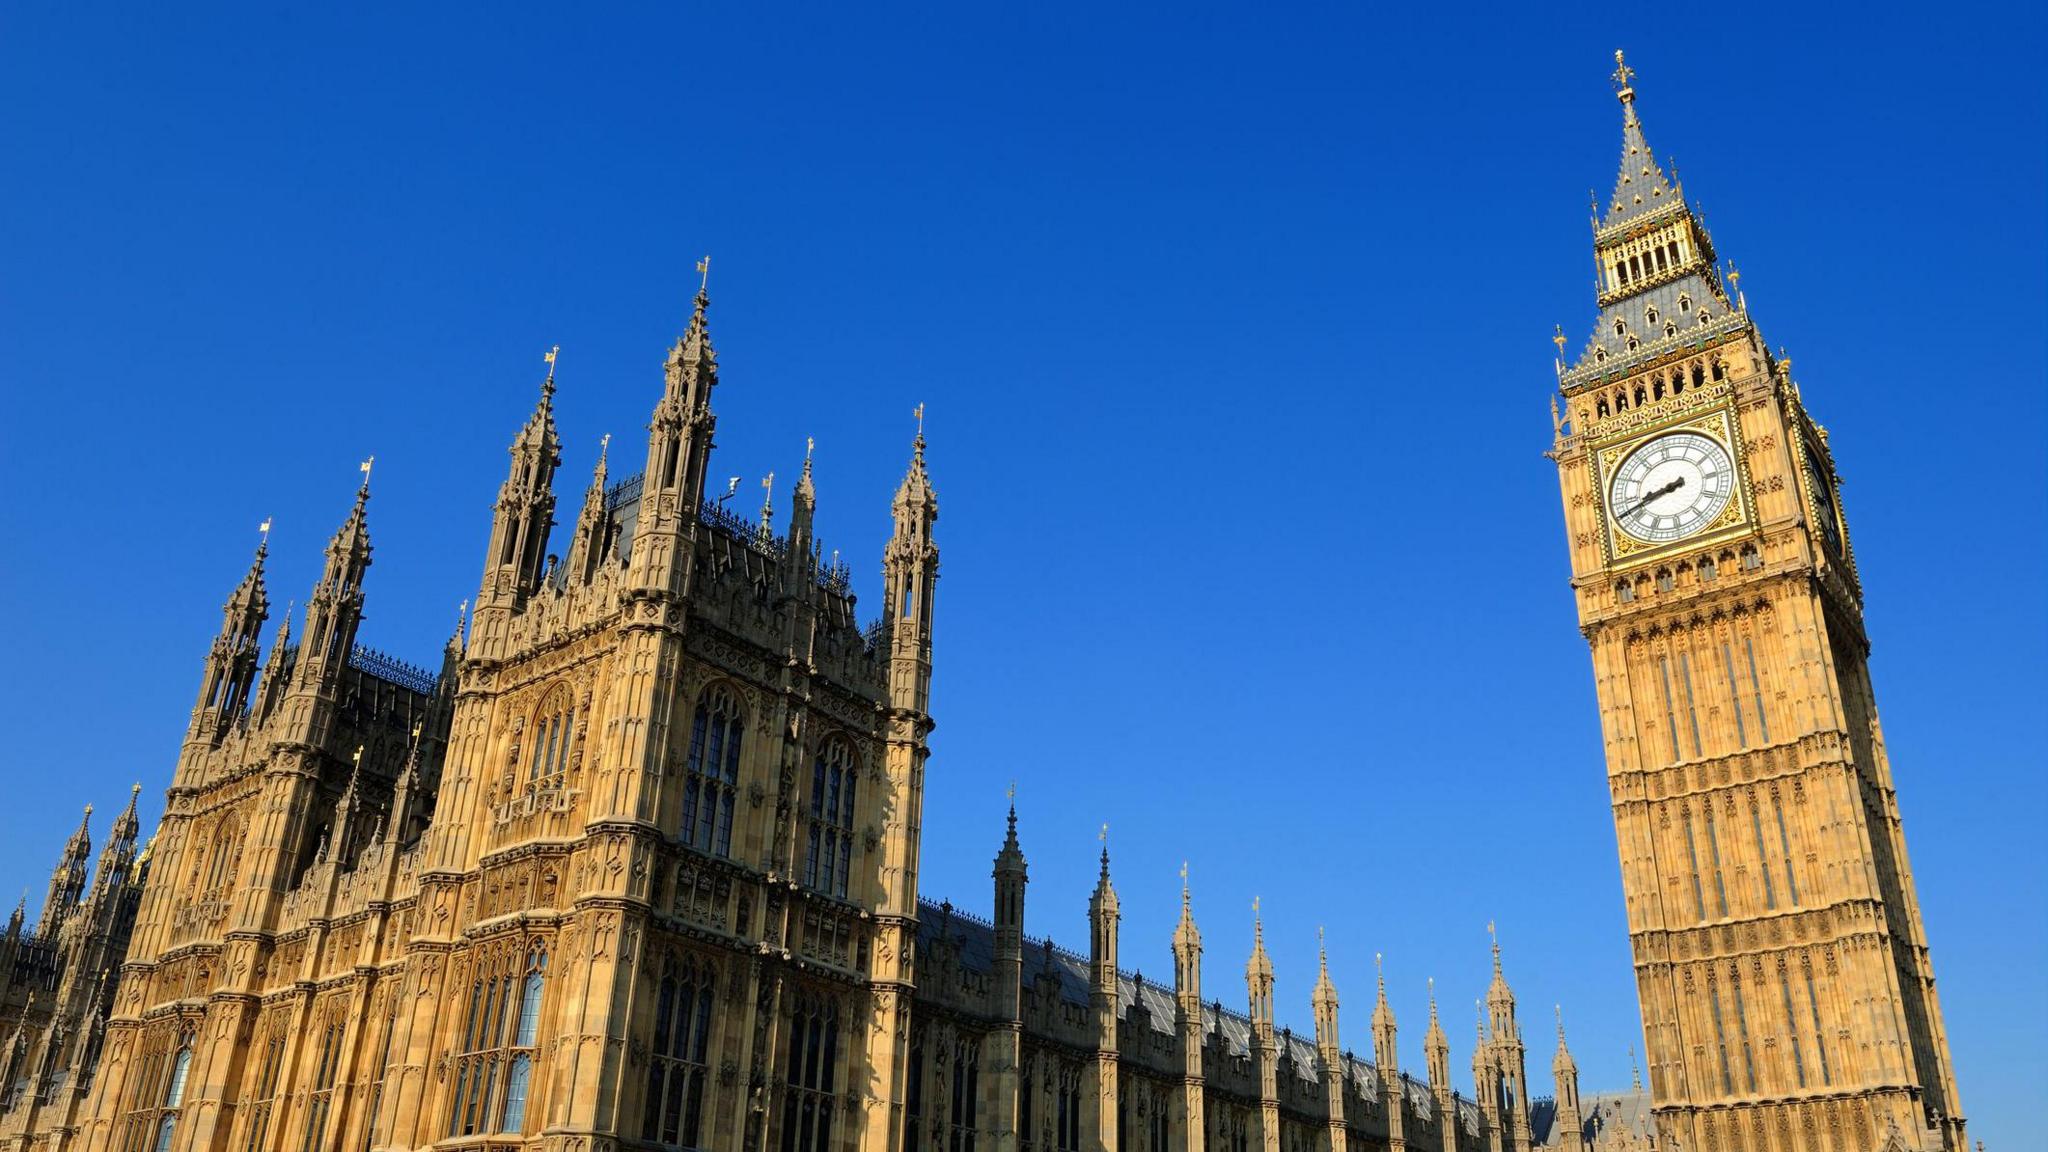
[[1528, 1090, 1656, 1147], [915, 897, 1479, 1134]]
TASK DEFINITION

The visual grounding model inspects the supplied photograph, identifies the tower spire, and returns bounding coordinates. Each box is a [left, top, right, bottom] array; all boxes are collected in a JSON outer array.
[[193, 523, 273, 733], [631, 271, 719, 595], [1602, 49, 1675, 227], [295, 474, 373, 688]]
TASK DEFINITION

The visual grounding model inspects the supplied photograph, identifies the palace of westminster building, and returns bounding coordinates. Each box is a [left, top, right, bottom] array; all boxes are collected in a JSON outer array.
[[0, 57, 1965, 1152]]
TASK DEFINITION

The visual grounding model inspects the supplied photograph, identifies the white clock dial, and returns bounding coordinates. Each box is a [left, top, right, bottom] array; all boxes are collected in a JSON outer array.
[[1608, 430, 1736, 543]]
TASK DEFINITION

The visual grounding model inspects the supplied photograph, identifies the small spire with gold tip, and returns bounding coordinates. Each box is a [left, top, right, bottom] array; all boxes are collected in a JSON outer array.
[[542, 344, 560, 396]]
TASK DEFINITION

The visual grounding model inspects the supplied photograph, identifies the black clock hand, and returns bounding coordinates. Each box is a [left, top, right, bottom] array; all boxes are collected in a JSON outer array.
[[1616, 475, 1685, 520]]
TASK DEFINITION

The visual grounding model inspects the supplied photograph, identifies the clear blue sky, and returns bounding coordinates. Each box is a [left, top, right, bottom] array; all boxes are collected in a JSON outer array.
[[3, 2, 2042, 1143]]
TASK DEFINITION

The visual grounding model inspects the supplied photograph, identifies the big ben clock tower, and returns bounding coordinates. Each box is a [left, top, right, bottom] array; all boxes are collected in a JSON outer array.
[[1551, 54, 1966, 1152]]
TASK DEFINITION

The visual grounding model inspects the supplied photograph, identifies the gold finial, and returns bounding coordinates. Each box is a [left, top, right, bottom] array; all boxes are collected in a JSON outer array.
[[1099, 821, 1108, 843], [1252, 895, 1261, 920], [1007, 780, 1016, 803], [1612, 49, 1636, 102], [411, 720, 424, 742], [351, 745, 364, 769], [1552, 324, 1567, 356], [598, 432, 611, 466], [696, 255, 711, 295], [805, 435, 816, 463], [358, 455, 375, 491], [1487, 919, 1496, 944], [543, 344, 559, 385], [258, 517, 273, 548]]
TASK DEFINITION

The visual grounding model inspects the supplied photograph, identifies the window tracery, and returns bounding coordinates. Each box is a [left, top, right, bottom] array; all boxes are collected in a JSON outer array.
[[643, 955, 716, 1148], [804, 738, 859, 899], [449, 942, 549, 1137], [682, 685, 743, 858], [779, 993, 840, 1152], [526, 684, 578, 787]]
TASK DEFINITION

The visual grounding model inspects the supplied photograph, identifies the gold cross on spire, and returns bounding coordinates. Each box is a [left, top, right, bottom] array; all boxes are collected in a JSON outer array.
[[696, 255, 711, 295], [1612, 49, 1635, 97]]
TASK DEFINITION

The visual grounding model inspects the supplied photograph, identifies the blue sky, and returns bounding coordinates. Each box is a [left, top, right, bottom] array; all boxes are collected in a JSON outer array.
[[2, 2, 2042, 1142]]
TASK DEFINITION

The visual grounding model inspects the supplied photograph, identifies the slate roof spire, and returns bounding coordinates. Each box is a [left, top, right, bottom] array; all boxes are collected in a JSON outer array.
[[1602, 50, 1677, 228]]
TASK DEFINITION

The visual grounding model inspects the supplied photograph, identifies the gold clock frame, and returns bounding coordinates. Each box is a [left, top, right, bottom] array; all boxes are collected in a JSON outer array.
[[1592, 404, 1756, 568]]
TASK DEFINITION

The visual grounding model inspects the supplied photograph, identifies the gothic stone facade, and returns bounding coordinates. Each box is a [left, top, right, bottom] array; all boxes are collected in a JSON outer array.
[[1549, 56, 1964, 1152], [0, 284, 1633, 1152]]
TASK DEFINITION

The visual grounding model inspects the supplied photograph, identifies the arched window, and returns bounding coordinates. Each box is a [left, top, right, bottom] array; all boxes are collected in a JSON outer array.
[[947, 1037, 979, 1152], [450, 945, 549, 1138], [681, 686, 743, 858], [780, 995, 841, 1152], [1712, 359, 1727, 382], [1633, 386, 1647, 408], [1596, 398, 1610, 418], [804, 740, 859, 899], [1614, 390, 1627, 412], [643, 957, 716, 1148], [1645, 306, 1660, 325], [207, 820, 242, 892], [1653, 376, 1666, 400], [1691, 363, 1706, 389], [1627, 336, 1640, 351], [500, 947, 548, 1132], [242, 1025, 287, 1152], [301, 1012, 345, 1152], [527, 685, 577, 786], [1613, 319, 1626, 337], [1678, 294, 1693, 313], [152, 1038, 193, 1152], [1664, 322, 1678, 338]]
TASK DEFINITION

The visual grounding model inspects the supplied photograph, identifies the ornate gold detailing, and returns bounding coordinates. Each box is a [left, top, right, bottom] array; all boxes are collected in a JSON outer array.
[[1593, 405, 1755, 569]]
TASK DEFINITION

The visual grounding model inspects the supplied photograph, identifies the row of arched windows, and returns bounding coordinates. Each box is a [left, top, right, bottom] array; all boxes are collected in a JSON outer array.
[[1615, 546, 1761, 604], [1592, 356, 1728, 420]]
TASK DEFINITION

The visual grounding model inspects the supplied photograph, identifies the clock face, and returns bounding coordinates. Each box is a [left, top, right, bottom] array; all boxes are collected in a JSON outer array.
[[1809, 465, 1843, 552], [1608, 430, 1737, 543]]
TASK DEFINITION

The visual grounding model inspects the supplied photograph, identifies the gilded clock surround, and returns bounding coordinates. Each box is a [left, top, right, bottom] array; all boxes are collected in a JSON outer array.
[[1592, 402, 1754, 566]]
